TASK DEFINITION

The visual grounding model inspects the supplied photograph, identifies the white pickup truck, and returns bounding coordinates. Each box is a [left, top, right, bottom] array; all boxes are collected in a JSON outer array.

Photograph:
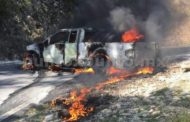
[[24, 28, 157, 72]]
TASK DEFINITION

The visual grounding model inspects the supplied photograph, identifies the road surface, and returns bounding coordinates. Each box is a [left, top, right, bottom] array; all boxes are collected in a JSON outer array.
[[0, 61, 75, 121], [0, 61, 36, 105]]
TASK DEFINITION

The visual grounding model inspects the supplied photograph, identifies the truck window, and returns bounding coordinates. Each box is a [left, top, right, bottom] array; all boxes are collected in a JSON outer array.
[[50, 32, 69, 44], [68, 31, 77, 43]]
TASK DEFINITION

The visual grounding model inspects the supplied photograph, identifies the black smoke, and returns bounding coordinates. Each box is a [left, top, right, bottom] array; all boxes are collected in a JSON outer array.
[[68, 0, 182, 43]]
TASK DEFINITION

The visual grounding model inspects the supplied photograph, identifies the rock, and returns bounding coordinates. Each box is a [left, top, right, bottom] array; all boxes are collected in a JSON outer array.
[[115, 103, 121, 109], [43, 114, 54, 122], [101, 109, 112, 116], [149, 108, 154, 113], [152, 110, 161, 116]]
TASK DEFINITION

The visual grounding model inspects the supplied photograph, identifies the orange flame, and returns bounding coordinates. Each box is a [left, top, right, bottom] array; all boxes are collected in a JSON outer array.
[[122, 28, 144, 43], [51, 67, 154, 121], [136, 67, 154, 75], [74, 68, 95, 74], [52, 88, 94, 121], [106, 67, 129, 75], [97, 67, 154, 90], [67, 88, 94, 121]]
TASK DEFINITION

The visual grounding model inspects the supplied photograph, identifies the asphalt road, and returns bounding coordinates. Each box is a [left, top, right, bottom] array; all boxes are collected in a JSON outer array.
[[0, 62, 75, 121], [0, 61, 36, 106]]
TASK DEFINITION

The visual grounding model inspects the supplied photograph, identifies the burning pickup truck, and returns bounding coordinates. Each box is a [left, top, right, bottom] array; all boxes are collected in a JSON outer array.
[[23, 28, 157, 73]]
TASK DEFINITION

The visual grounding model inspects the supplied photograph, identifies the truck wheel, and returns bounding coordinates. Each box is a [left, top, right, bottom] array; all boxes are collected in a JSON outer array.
[[31, 53, 40, 71], [91, 53, 112, 74], [23, 52, 40, 71]]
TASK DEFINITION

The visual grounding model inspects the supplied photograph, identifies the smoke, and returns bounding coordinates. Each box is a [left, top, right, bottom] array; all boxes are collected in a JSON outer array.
[[71, 0, 184, 43], [110, 8, 136, 32], [143, 11, 165, 42]]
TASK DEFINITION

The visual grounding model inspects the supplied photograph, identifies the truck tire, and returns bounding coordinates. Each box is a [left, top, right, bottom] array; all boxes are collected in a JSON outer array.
[[24, 51, 40, 71], [91, 53, 112, 74]]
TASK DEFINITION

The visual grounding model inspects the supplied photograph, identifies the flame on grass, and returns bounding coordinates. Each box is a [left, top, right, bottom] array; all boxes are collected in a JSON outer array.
[[51, 67, 154, 121]]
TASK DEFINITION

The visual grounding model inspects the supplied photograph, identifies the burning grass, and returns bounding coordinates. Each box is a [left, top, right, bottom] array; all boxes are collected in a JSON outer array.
[[51, 67, 154, 121], [15, 62, 190, 122]]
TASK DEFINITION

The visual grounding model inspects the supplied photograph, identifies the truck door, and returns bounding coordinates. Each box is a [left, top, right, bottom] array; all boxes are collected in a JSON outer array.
[[65, 30, 78, 64], [43, 31, 69, 65]]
